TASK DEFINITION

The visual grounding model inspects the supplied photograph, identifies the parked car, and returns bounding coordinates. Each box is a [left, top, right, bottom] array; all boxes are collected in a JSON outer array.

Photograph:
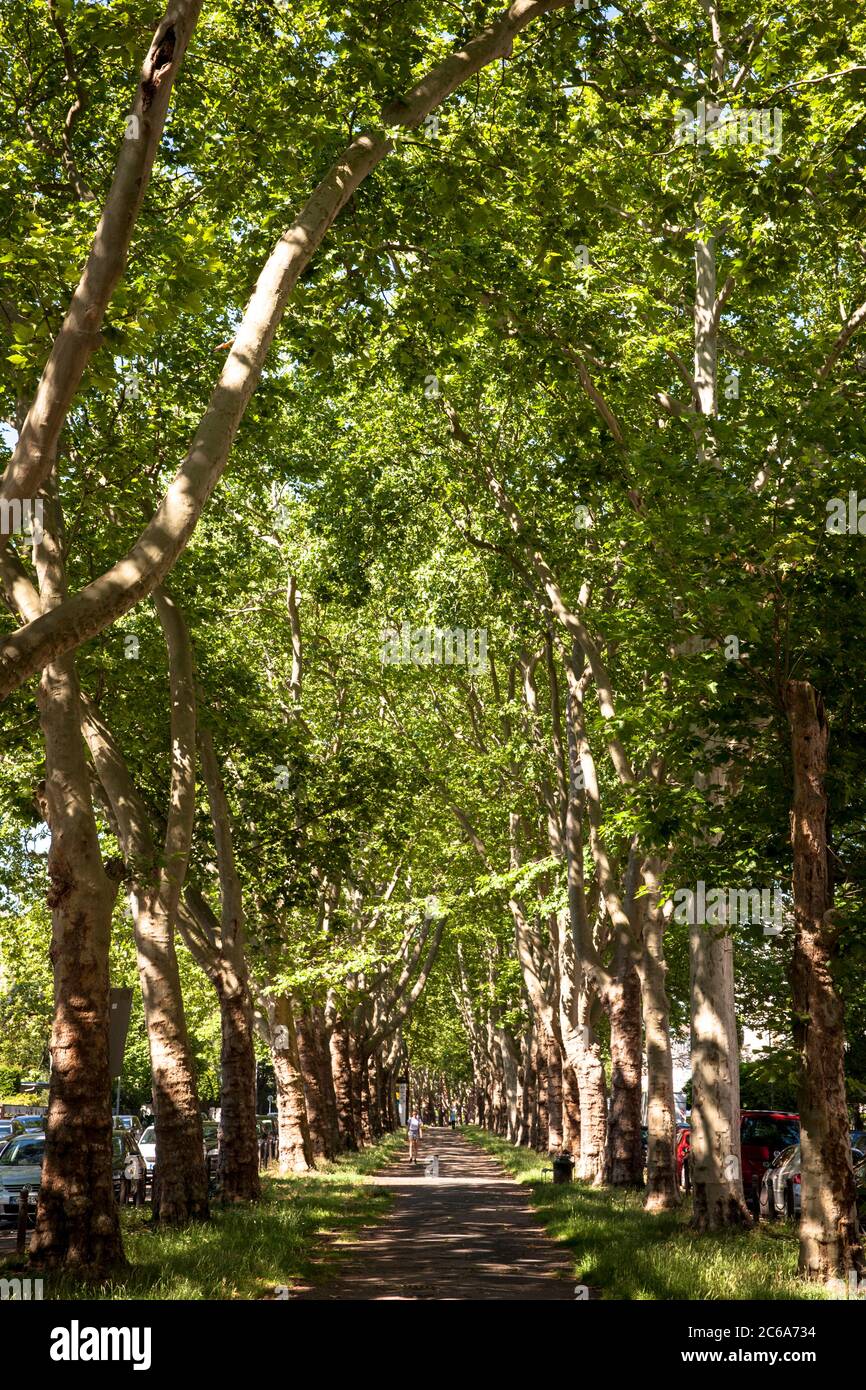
[[0, 1130, 146, 1222], [16, 1115, 45, 1132], [759, 1143, 800, 1220], [854, 1152, 866, 1223], [740, 1112, 800, 1208], [113, 1114, 142, 1137], [677, 1111, 800, 1207], [0, 1132, 44, 1221], [0, 1119, 26, 1150], [202, 1121, 220, 1180], [138, 1124, 156, 1178], [760, 1136, 866, 1222], [112, 1131, 147, 1202], [137, 1122, 219, 1186], [676, 1126, 691, 1191]]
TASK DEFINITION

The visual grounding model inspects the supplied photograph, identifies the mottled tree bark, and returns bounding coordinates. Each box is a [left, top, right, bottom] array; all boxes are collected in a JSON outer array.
[[785, 680, 862, 1282], [562, 1059, 581, 1163], [268, 994, 312, 1173], [639, 860, 680, 1212], [296, 1010, 331, 1159], [30, 655, 125, 1271], [603, 940, 644, 1186], [28, 487, 124, 1272], [574, 1024, 607, 1184], [310, 1006, 342, 1153], [329, 1020, 357, 1151], [81, 586, 208, 1225], [213, 967, 259, 1203], [546, 1034, 563, 1152], [690, 926, 751, 1230]]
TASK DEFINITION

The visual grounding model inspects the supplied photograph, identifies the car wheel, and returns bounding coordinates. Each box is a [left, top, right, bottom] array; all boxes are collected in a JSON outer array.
[[765, 1183, 778, 1221], [785, 1183, 797, 1221]]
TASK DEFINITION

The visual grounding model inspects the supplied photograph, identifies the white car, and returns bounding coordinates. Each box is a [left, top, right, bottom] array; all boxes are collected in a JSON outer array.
[[760, 1143, 800, 1219], [761, 1140, 865, 1220], [138, 1124, 156, 1176]]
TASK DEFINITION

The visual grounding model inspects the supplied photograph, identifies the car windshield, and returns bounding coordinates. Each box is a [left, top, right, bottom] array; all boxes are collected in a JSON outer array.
[[140, 1127, 155, 1145], [742, 1117, 799, 1147], [0, 1136, 44, 1166]]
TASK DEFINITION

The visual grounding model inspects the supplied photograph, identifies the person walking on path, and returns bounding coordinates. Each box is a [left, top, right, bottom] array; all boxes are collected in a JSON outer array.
[[449, 1105, 458, 1130], [407, 1111, 423, 1164]]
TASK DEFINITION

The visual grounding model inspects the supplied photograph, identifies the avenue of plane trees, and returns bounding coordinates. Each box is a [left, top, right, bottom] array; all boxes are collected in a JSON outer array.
[[0, 0, 865, 1292]]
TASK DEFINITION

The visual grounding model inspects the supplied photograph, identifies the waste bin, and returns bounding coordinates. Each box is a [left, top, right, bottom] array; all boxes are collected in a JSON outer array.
[[552, 1152, 575, 1184]]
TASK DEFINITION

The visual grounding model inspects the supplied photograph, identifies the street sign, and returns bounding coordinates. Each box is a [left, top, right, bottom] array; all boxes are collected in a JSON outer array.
[[109, 987, 134, 1079]]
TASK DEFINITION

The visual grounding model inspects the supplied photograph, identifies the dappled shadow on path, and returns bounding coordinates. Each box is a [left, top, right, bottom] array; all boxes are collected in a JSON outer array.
[[293, 1128, 575, 1301]]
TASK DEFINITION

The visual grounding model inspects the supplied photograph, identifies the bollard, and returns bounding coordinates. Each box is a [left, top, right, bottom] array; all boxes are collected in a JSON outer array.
[[17, 1188, 28, 1254], [552, 1152, 575, 1184]]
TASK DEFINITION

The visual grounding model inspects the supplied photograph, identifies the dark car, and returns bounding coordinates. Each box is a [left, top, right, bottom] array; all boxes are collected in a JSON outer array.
[[112, 1114, 142, 1138], [15, 1114, 46, 1132], [0, 1119, 26, 1149], [854, 1153, 866, 1224]]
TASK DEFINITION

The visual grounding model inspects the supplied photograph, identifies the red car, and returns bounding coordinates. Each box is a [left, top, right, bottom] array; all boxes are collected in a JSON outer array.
[[677, 1111, 800, 1206]]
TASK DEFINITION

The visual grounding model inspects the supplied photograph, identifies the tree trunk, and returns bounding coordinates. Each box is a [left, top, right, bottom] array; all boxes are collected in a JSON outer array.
[[215, 968, 260, 1203], [690, 924, 751, 1229], [296, 1010, 331, 1159], [30, 658, 125, 1271], [80, 586, 209, 1226], [269, 994, 312, 1173], [574, 1024, 607, 1184], [29, 488, 124, 1273], [785, 680, 862, 1282], [311, 1007, 342, 1154], [603, 944, 644, 1186], [356, 1036, 373, 1143], [536, 1033, 549, 1151], [639, 859, 680, 1211], [135, 891, 208, 1224], [562, 1059, 581, 1163], [545, 1033, 563, 1152], [329, 1020, 357, 1151]]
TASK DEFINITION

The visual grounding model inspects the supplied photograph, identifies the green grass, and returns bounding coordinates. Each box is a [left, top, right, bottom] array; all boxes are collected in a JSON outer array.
[[464, 1127, 827, 1300], [7, 1131, 404, 1301]]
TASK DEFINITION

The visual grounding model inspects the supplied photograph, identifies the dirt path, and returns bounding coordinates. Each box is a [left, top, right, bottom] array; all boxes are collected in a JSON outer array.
[[293, 1127, 575, 1300]]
